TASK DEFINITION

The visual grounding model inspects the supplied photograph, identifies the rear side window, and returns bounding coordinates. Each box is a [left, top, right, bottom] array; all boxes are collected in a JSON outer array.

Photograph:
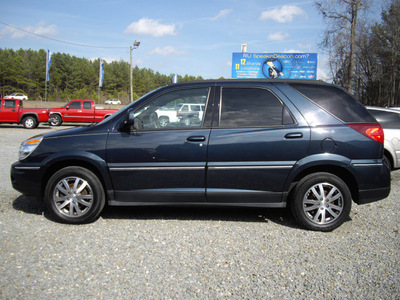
[[83, 102, 92, 109], [368, 109, 400, 129], [289, 83, 376, 123], [220, 88, 294, 127]]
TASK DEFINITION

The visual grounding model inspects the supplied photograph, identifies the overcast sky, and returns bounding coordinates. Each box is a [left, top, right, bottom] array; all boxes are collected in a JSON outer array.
[[0, 0, 383, 80]]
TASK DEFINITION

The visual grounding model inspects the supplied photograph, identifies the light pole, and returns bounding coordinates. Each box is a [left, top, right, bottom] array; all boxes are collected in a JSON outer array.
[[130, 40, 140, 103]]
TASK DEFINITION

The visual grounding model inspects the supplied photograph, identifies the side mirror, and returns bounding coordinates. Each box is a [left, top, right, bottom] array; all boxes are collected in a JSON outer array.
[[124, 109, 135, 126], [120, 109, 143, 132]]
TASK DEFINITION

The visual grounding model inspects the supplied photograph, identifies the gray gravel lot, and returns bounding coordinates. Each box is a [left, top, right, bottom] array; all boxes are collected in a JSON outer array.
[[1, 124, 399, 299]]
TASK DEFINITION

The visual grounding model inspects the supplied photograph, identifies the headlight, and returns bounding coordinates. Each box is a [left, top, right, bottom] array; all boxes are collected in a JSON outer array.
[[19, 136, 43, 160]]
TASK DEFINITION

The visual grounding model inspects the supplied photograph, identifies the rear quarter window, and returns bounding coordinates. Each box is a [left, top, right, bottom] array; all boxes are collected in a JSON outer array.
[[289, 83, 376, 123]]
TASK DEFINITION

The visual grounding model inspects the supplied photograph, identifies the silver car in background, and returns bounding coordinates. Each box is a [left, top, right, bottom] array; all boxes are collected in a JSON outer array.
[[367, 106, 400, 170]]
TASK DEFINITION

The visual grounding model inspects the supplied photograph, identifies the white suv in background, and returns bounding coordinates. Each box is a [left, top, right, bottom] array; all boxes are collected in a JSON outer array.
[[367, 106, 400, 170], [156, 103, 205, 127]]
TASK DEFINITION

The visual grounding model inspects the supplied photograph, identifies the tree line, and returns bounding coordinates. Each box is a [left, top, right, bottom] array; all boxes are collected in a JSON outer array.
[[316, 0, 400, 107], [0, 48, 203, 103]]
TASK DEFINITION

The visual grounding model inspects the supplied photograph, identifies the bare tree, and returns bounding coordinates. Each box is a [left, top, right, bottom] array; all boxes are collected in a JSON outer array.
[[316, 0, 370, 93], [372, 0, 400, 107]]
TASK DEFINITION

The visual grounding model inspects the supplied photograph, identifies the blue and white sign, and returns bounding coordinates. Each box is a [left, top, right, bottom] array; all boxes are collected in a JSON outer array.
[[232, 52, 318, 80]]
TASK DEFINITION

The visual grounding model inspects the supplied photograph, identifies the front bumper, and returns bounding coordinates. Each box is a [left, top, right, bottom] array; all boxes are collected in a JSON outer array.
[[10, 162, 44, 197]]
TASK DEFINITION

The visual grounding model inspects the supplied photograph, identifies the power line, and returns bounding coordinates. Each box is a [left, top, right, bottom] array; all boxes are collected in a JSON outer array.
[[0, 21, 128, 49]]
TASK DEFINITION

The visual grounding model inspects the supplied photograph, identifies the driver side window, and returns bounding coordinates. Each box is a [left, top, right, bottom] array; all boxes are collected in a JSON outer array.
[[133, 88, 209, 130]]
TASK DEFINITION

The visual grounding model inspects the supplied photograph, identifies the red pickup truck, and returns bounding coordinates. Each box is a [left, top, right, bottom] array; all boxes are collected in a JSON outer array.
[[48, 100, 119, 126], [0, 98, 49, 129]]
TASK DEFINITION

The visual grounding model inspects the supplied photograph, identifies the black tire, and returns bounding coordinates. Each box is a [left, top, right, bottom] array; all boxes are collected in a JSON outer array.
[[49, 114, 62, 126], [290, 172, 352, 232], [22, 116, 38, 129], [44, 166, 105, 224], [383, 154, 392, 171]]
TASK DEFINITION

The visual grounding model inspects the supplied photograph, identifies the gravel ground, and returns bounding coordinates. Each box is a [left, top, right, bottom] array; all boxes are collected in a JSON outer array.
[[1, 124, 399, 299]]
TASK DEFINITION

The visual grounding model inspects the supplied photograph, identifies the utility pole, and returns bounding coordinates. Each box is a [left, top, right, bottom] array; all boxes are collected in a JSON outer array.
[[130, 40, 140, 103]]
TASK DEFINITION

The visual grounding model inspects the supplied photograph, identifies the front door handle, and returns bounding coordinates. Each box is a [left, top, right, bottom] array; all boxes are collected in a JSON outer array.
[[285, 132, 303, 139], [187, 136, 206, 142]]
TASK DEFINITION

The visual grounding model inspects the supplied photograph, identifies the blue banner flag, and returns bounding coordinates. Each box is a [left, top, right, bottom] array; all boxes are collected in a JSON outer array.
[[45, 49, 52, 81], [172, 74, 178, 84], [99, 59, 105, 87], [232, 52, 318, 80]]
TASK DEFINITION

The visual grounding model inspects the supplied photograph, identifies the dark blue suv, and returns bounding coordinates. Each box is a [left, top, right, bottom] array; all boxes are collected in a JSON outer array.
[[11, 80, 391, 231]]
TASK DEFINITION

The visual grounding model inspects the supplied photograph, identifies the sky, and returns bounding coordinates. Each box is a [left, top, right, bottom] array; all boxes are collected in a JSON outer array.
[[0, 0, 383, 81]]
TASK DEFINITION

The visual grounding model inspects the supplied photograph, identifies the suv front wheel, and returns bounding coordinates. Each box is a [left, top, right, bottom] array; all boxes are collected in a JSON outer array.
[[290, 172, 352, 231], [44, 166, 105, 224]]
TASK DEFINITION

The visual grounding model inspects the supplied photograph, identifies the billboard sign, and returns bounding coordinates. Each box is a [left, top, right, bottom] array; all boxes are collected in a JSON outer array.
[[232, 52, 317, 80]]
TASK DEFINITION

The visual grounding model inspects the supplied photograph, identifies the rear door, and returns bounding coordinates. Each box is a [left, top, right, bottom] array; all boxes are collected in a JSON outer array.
[[106, 86, 214, 203], [82, 101, 95, 122], [206, 84, 310, 204]]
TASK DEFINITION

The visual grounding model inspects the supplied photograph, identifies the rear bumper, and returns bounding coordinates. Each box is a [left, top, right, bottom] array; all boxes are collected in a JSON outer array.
[[358, 187, 391, 204], [351, 160, 391, 204]]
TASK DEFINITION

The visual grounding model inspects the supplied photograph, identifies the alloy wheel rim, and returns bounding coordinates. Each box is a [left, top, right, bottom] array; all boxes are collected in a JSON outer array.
[[302, 182, 344, 225], [159, 118, 168, 127], [52, 176, 93, 218]]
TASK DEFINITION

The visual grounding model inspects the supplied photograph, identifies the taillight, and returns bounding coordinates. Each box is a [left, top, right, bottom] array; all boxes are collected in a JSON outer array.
[[348, 123, 384, 144]]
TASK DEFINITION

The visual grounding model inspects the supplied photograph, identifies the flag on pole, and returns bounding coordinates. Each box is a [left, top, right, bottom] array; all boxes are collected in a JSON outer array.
[[99, 59, 105, 87], [45, 49, 52, 81], [172, 74, 178, 84]]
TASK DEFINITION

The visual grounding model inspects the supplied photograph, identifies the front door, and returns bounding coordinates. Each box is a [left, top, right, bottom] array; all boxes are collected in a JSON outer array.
[[0, 100, 19, 122], [106, 87, 212, 203], [63, 101, 82, 122]]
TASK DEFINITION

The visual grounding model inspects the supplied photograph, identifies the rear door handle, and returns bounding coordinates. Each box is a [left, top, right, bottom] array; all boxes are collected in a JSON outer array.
[[285, 132, 303, 139], [187, 136, 206, 142]]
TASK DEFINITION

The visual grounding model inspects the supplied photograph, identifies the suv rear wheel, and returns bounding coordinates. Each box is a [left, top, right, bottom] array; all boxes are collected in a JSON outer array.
[[290, 172, 352, 231], [44, 166, 105, 224]]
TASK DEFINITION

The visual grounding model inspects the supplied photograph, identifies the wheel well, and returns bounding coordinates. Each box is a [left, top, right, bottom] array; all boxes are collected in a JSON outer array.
[[41, 160, 106, 197], [20, 114, 38, 122], [383, 149, 393, 168], [50, 113, 62, 119], [289, 165, 359, 203]]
